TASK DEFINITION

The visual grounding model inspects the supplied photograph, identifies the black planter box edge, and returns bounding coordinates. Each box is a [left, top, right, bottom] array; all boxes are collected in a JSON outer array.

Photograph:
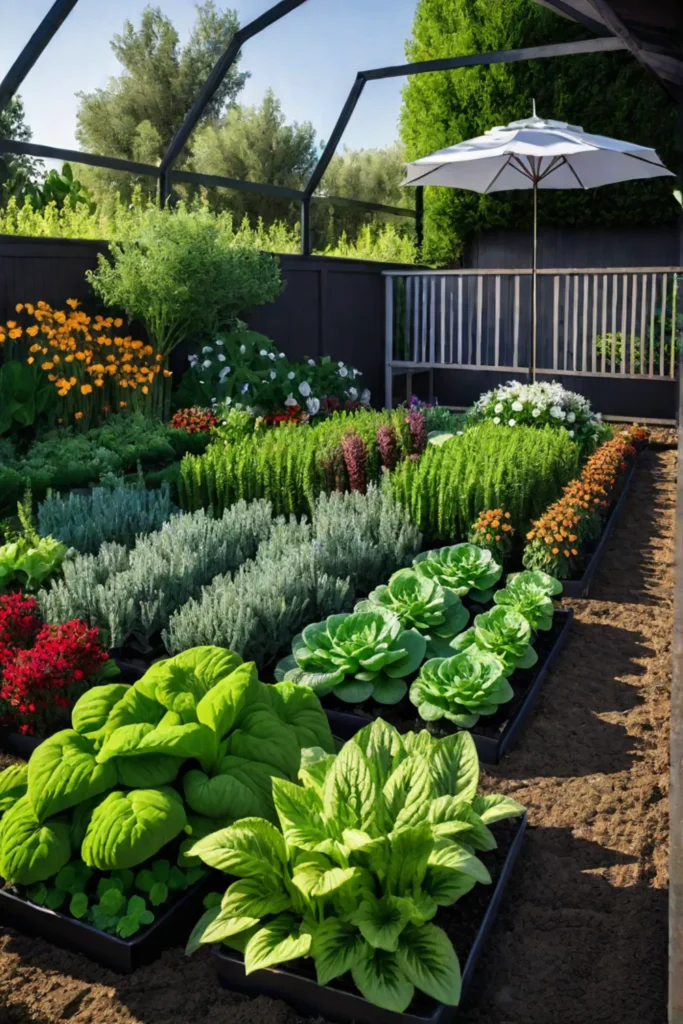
[[0, 730, 42, 759], [0, 872, 214, 973], [211, 812, 528, 1024], [324, 610, 573, 766], [561, 455, 638, 599]]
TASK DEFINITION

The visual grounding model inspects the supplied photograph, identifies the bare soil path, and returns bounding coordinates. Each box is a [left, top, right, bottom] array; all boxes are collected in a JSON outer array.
[[0, 448, 674, 1024]]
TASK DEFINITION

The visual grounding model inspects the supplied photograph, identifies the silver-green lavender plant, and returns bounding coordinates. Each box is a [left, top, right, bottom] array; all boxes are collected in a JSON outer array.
[[38, 501, 274, 649], [38, 484, 177, 554]]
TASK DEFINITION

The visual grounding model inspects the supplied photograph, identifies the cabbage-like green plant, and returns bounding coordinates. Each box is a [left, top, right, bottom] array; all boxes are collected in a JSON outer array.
[[493, 570, 561, 631], [413, 545, 502, 604], [409, 651, 513, 728], [186, 719, 524, 1014], [0, 646, 333, 886], [355, 568, 469, 658], [275, 608, 426, 706], [0, 535, 67, 592], [450, 607, 537, 676]]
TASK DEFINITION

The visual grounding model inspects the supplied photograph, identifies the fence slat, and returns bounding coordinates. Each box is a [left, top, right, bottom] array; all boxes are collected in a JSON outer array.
[[449, 283, 454, 364], [601, 274, 607, 373], [421, 277, 428, 363], [564, 275, 570, 371], [457, 276, 463, 365], [660, 273, 668, 377], [640, 271, 649, 377], [430, 276, 436, 363], [649, 272, 657, 377], [611, 273, 617, 375], [513, 275, 520, 368], [552, 275, 559, 371], [440, 276, 446, 364], [494, 274, 501, 368], [582, 275, 589, 373], [630, 273, 638, 375], [591, 275, 598, 373], [671, 274, 679, 379], [385, 275, 393, 409], [620, 273, 628, 375], [412, 276, 419, 362], [476, 275, 483, 366], [572, 275, 579, 372]]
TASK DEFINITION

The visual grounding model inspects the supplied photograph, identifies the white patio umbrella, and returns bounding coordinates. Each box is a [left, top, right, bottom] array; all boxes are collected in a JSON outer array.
[[402, 105, 674, 378]]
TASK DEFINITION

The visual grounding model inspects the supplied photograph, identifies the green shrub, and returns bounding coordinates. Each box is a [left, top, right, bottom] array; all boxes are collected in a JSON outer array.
[[38, 484, 176, 554], [38, 501, 274, 649], [391, 422, 580, 542]]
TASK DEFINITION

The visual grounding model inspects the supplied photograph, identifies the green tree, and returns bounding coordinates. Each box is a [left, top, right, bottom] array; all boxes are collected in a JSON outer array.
[[0, 97, 41, 206], [75, 3, 247, 201], [400, 0, 680, 263], [191, 90, 317, 225]]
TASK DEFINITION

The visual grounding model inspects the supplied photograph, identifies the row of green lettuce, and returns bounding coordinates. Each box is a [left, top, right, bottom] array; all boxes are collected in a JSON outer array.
[[0, 646, 524, 1013]]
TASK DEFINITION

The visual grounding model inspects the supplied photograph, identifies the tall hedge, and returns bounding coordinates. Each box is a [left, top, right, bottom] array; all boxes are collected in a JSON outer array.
[[400, 0, 680, 264]]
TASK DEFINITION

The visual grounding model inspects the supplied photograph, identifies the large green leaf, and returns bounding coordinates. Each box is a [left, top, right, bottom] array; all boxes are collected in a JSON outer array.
[[269, 681, 335, 753], [244, 913, 312, 973], [102, 685, 166, 737], [186, 904, 260, 956], [428, 842, 491, 884], [271, 777, 328, 850], [81, 787, 186, 870], [422, 862, 477, 907], [311, 918, 368, 987], [71, 685, 130, 740], [184, 759, 285, 822], [190, 818, 286, 879], [429, 732, 479, 801], [114, 754, 183, 788], [396, 923, 461, 1006], [96, 723, 156, 761], [322, 742, 379, 837], [0, 796, 71, 885], [385, 824, 434, 897], [383, 754, 435, 831], [291, 855, 358, 900], [472, 793, 525, 824], [351, 719, 407, 790], [134, 722, 218, 769], [28, 731, 118, 822], [221, 876, 292, 920], [195, 662, 259, 740], [351, 948, 415, 1013], [351, 893, 413, 952], [298, 748, 336, 794], [148, 647, 244, 714], [224, 706, 301, 780], [0, 764, 28, 813]]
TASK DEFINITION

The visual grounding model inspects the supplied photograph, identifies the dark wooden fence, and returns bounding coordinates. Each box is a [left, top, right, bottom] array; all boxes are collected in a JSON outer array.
[[0, 237, 403, 403]]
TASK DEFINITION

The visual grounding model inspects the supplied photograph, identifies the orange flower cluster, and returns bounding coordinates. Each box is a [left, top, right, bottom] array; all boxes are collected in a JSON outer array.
[[524, 424, 648, 578], [0, 300, 169, 424], [170, 407, 218, 434], [468, 508, 515, 562]]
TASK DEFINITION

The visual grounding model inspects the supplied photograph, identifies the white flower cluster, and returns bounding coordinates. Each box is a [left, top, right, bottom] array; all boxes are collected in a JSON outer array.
[[473, 380, 600, 441]]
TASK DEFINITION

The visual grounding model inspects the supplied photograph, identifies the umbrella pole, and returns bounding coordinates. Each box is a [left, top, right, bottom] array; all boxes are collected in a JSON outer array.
[[532, 177, 538, 383]]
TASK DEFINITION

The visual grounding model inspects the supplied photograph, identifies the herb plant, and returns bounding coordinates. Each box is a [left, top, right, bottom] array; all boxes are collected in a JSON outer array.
[[38, 484, 176, 554], [186, 718, 524, 1014], [409, 651, 513, 728]]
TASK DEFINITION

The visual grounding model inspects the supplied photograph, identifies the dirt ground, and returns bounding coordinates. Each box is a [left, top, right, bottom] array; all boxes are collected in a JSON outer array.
[[0, 448, 674, 1024]]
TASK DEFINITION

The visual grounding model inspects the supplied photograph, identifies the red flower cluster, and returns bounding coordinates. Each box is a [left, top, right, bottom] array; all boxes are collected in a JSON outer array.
[[0, 594, 109, 736], [262, 405, 306, 427], [170, 407, 218, 434]]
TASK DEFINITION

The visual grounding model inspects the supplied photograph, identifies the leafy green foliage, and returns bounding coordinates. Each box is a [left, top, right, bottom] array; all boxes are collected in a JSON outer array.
[[410, 651, 513, 728], [38, 483, 176, 554], [414, 544, 502, 604], [276, 608, 427, 706], [0, 360, 56, 437], [493, 571, 562, 631], [400, 0, 679, 263], [451, 607, 537, 676], [187, 719, 524, 1013], [0, 646, 332, 884], [391, 422, 580, 543], [0, 518, 67, 592]]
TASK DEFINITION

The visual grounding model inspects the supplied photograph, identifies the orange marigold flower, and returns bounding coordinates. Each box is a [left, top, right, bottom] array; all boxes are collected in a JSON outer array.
[[552, 547, 559, 555], [27, 356, 35, 365], [80, 384, 93, 395], [66, 298, 80, 309], [74, 410, 84, 419], [119, 400, 127, 408], [8, 329, 22, 340]]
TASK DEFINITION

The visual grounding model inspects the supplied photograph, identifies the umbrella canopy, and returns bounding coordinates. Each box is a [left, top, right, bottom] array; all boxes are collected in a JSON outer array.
[[402, 107, 674, 192]]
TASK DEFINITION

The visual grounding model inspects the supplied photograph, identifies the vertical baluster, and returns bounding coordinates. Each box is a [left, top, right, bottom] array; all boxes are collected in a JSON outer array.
[[404, 277, 411, 361], [630, 273, 638, 375], [440, 276, 446, 365], [649, 272, 657, 376], [581, 275, 589, 373], [620, 273, 628, 375], [476, 275, 483, 366], [494, 274, 501, 368], [591, 273, 598, 373], [552, 275, 559, 371], [385, 276, 393, 409], [563, 275, 570, 371], [671, 274, 679, 379], [610, 273, 617, 374], [660, 273, 668, 377], [421, 277, 428, 364], [513, 275, 520, 368], [457, 276, 463, 365], [640, 272, 649, 376], [572, 274, 579, 372], [430, 276, 436, 364], [412, 276, 419, 362], [449, 285, 454, 364], [601, 274, 607, 373]]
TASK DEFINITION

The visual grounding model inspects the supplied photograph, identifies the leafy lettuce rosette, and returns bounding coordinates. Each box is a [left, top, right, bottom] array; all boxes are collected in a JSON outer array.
[[409, 650, 513, 728], [413, 544, 503, 604], [275, 607, 426, 706], [187, 718, 524, 1014], [450, 607, 537, 676], [493, 570, 561, 631], [355, 567, 469, 658]]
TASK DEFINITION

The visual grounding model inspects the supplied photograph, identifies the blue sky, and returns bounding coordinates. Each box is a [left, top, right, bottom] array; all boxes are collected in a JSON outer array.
[[0, 0, 418, 162]]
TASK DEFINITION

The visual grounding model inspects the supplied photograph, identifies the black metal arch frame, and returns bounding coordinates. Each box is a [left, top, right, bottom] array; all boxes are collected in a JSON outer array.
[[0, 0, 627, 254]]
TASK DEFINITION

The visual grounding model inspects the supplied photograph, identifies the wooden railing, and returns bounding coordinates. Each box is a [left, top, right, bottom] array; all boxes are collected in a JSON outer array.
[[384, 267, 682, 406]]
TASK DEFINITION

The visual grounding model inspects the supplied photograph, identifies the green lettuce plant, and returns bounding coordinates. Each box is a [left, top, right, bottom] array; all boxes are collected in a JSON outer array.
[[409, 651, 513, 728], [493, 570, 562, 631], [186, 719, 524, 1014], [275, 608, 426, 706], [413, 544, 503, 604], [0, 535, 67, 592], [0, 646, 333, 887], [450, 607, 537, 676], [355, 568, 469, 658]]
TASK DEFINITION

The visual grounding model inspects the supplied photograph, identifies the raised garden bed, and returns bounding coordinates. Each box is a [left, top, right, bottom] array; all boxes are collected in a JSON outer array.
[[0, 873, 214, 974], [324, 610, 573, 765], [561, 457, 638, 599], [212, 813, 527, 1024]]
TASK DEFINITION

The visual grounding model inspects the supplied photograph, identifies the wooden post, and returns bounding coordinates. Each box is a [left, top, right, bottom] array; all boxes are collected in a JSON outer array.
[[671, 343, 683, 1024]]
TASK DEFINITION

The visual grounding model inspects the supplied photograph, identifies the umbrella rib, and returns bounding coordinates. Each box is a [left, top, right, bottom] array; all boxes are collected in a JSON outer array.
[[538, 155, 564, 181], [508, 154, 536, 181], [402, 163, 450, 186], [564, 159, 587, 189], [484, 156, 515, 194]]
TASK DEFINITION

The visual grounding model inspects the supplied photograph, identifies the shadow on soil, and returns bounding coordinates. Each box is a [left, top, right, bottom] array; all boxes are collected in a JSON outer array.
[[496, 617, 651, 779], [458, 825, 667, 1024]]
